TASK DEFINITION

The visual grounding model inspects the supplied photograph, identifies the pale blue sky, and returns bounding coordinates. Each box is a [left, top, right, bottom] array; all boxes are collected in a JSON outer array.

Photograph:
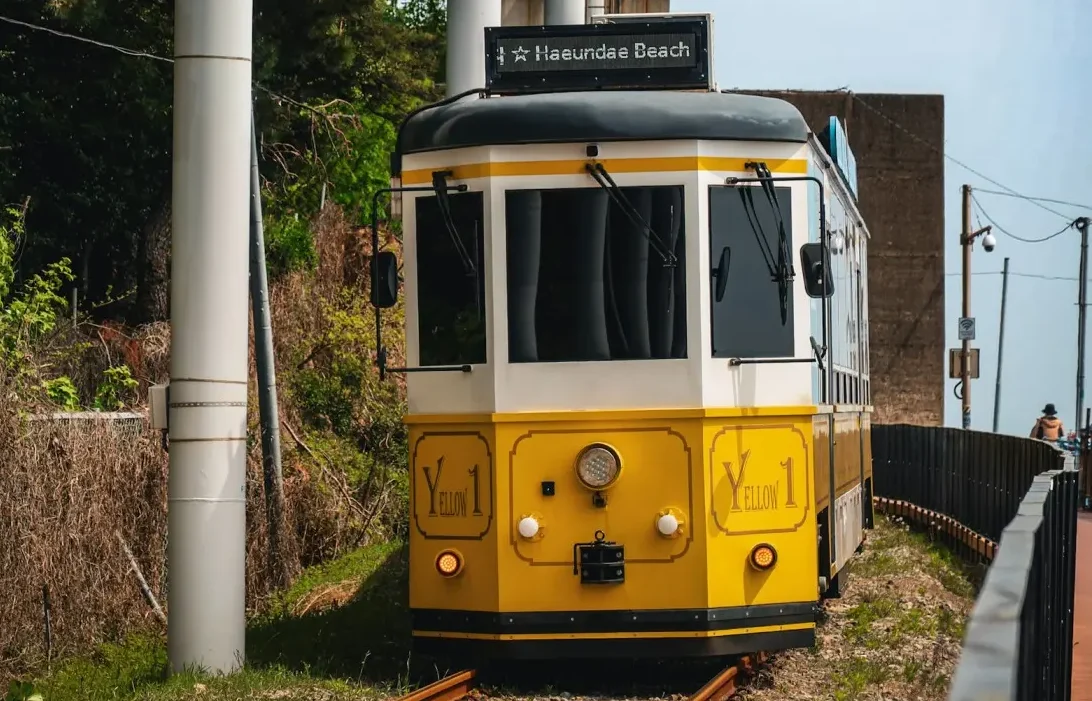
[[673, 0, 1092, 435]]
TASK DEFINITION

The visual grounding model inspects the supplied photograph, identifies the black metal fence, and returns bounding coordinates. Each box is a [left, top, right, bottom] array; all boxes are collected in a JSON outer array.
[[870, 424, 1077, 701], [872, 424, 1065, 544]]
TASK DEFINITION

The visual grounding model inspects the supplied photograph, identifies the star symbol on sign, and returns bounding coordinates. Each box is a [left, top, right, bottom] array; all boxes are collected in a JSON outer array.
[[513, 46, 529, 62]]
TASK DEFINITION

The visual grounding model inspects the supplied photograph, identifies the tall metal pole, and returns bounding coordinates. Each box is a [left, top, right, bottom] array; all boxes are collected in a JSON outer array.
[[961, 184, 972, 429], [249, 107, 287, 587], [1077, 217, 1090, 432], [545, 0, 587, 24], [992, 256, 1009, 433], [168, 0, 251, 675], [445, 0, 501, 97]]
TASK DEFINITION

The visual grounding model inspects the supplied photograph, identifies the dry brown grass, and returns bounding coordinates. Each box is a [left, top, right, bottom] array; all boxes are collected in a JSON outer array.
[[0, 203, 409, 684], [0, 413, 167, 679]]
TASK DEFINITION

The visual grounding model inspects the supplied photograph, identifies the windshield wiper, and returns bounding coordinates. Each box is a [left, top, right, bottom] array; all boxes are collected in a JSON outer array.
[[585, 163, 677, 267], [739, 184, 791, 325], [752, 161, 795, 278], [742, 161, 795, 325], [432, 170, 477, 278]]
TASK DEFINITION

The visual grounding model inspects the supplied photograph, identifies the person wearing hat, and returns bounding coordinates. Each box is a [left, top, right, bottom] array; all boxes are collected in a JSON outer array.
[[1031, 403, 1065, 441]]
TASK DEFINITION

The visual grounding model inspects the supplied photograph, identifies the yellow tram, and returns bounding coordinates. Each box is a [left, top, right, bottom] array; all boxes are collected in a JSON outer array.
[[369, 17, 873, 661]]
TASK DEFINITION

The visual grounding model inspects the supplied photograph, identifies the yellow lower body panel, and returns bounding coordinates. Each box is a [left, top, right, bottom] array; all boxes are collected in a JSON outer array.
[[405, 406, 861, 660]]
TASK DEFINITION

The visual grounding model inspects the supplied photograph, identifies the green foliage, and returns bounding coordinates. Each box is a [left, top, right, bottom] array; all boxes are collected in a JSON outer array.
[[4, 680, 41, 701], [0, 204, 23, 302], [0, 257, 74, 390], [290, 293, 407, 468], [43, 376, 80, 411], [265, 214, 318, 277], [93, 364, 138, 411]]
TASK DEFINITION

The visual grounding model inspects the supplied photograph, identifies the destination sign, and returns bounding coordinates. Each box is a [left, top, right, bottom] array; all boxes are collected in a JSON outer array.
[[485, 19, 711, 94], [494, 33, 697, 73]]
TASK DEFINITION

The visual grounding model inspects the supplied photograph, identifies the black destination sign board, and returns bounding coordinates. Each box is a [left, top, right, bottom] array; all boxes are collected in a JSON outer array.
[[484, 18, 711, 94]]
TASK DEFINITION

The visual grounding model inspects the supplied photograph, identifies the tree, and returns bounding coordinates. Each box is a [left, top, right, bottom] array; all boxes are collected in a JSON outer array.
[[0, 0, 447, 323]]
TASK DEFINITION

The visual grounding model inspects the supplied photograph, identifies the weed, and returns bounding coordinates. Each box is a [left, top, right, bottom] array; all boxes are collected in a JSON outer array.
[[832, 657, 890, 700], [845, 598, 898, 643]]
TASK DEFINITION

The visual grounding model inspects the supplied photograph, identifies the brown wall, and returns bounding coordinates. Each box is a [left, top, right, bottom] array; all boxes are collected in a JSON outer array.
[[741, 91, 946, 425]]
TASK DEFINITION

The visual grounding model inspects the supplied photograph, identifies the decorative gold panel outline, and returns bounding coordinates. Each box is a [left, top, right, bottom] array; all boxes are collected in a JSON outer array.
[[411, 431, 494, 541], [708, 423, 812, 535], [508, 427, 694, 566]]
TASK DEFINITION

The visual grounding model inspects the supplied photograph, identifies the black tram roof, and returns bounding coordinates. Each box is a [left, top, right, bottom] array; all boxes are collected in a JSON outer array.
[[398, 90, 810, 157]]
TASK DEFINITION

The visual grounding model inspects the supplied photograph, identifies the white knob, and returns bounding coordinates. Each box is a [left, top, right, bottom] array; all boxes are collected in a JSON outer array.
[[518, 516, 540, 539], [657, 513, 679, 536]]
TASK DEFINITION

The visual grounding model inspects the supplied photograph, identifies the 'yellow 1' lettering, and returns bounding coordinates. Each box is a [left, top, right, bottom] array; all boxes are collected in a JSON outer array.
[[781, 457, 796, 507], [468, 465, 482, 515], [723, 450, 751, 512], [423, 457, 444, 516]]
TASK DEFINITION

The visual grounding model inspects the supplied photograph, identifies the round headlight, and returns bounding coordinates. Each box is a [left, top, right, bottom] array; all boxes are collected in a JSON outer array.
[[575, 444, 621, 490]]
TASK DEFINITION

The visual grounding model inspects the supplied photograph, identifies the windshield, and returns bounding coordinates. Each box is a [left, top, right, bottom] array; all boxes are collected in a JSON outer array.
[[505, 185, 687, 363], [415, 190, 487, 367], [708, 184, 795, 358]]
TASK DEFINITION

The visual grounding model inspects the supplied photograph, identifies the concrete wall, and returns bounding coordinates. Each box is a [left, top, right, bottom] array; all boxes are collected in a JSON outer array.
[[741, 91, 946, 426]]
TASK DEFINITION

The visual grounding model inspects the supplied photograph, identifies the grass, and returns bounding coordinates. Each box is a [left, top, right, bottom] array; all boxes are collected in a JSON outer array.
[[12, 512, 980, 701], [741, 513, 977, 701], [827, 516, 975, 700], [10, 539, 416, 701]]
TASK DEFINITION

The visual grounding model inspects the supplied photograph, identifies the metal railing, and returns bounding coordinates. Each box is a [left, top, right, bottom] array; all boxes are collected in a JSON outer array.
[[871, 424, 1076, 701], [872, 424, 1064, 544], [946, 467, 1077, 701]]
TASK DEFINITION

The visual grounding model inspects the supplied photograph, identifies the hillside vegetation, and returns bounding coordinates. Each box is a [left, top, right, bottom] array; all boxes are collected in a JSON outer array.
[[0, 0, 444, 686]]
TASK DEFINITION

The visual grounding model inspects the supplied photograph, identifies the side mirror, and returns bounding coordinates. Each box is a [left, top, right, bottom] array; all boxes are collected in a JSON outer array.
[[712, 246, 731, 303], [371, 250, 399, 309], [800, 242, 834, 298]]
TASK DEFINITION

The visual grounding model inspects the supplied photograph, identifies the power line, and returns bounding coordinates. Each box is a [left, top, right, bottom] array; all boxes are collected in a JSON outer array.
[[971, 193, 1076, 244], [0, 15, 172, 62], [6, 12, 1083, 232], [0, 14, 328, 120], [946, 271, 1083, 282], [845, 91, 1077, 222], [972, 187, 1092, 213]]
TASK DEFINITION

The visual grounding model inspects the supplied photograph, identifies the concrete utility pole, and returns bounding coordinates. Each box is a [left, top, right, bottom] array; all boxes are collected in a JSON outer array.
[[959, 184, 994, 430], [1077, 217, 1090, 431], [992, 256, 1009, 433], [446, 0, 502, 97], [545, 0, 587, 24], [169, 0, 252, 675]]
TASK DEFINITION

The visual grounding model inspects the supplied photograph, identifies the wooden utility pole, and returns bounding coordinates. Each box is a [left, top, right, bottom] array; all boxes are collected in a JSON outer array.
[[959, 184, 994, 430], [961, 185, 973, 429]]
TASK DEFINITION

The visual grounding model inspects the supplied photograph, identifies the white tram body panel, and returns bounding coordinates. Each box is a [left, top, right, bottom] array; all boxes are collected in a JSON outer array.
[[398, 136, 860, 417]]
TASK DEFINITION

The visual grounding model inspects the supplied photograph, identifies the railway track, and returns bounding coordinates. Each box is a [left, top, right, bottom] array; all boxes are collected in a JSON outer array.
[[395, 669, 477, 701], [391, 653, 771, 701], [689, 652, 770, 701]]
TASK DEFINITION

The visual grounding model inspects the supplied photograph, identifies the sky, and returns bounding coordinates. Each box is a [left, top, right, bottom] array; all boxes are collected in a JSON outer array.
[[670, 0, 1092, 436]]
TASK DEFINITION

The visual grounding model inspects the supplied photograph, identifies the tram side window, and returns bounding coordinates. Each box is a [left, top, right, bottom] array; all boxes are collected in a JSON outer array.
[[505, 186, 687, 363], [415, 191, 487, 367], [708, 185, 794, 358]]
